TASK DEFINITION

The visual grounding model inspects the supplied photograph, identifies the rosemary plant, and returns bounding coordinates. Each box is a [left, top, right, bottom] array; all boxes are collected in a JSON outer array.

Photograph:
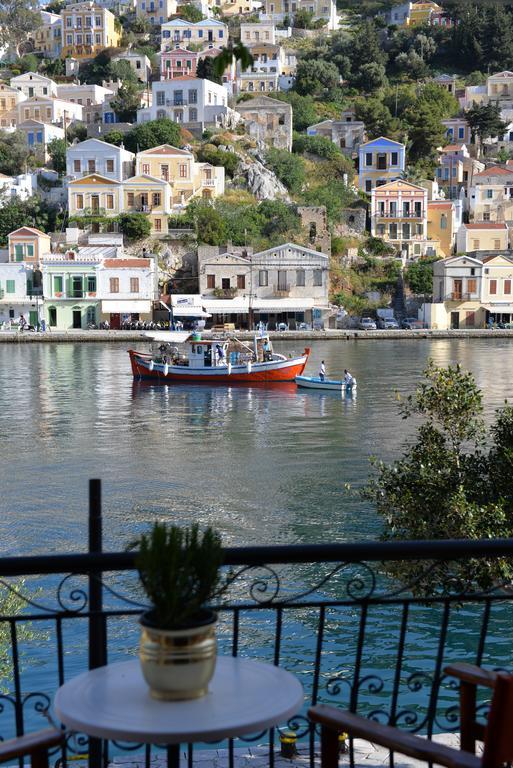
[[132, 523, 225, 629]]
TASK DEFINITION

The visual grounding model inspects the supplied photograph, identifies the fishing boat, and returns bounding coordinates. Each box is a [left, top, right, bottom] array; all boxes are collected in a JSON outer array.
[[295, 375, 357, 393], [128, 331, 310, 384]]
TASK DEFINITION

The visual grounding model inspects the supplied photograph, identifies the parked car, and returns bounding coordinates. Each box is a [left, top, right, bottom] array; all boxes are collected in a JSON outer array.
[[358, 317, 377, 330], [402, 317, 424, 330], [377, 317, 399, 329]]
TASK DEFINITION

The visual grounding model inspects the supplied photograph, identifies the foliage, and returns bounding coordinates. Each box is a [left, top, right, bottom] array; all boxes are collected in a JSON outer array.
[[110, 79, 143, 122], [17, 53, 39, 73], [176, 3, 203, 21], [196, 144, 239, 176], [466, 103, 507, 146], [404, 257, 438, 295], [354, 98, 394, 140], [42, 0, 63, 11], [294, 59, 340, 98], [292, 133, 343, 161], [47, 138, 67, 175], [117, 212, 151, 241], [272, 92, 318, 132], [102, 130, 125, 146], [80, 48, 118, 85], [300, 178, 355, 223], [40, 56, 65, 79], [196, 56, 222, 84], [132, 523, 224, 628], [0, 580, 41, 691], [213, 42, 253, 79], [0, 196, 59, 245], [122, 118, 183, 153], [265, 148, 305, 193], [67, 124, 88, 144], [0, 130, 31, 176], [293, 8, 315, 28], [363, 362, 513, 595], [0, 0, 42, 56]]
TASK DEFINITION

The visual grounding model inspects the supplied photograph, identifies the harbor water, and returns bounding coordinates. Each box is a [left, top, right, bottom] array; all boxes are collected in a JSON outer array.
[[1, 337, 513, 736]]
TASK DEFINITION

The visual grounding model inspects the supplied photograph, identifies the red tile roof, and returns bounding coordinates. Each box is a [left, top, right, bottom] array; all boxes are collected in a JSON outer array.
[[464, 223, 507, 230], [441, 143, 465, 151], [103, 259, 150, 268], [9, 226, 48, 238], [428, 201, 453, 208], [474, 165, 512, 177]]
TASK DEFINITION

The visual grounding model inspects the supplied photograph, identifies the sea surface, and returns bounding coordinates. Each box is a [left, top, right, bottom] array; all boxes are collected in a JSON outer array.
[[0, 338, 512, 738]]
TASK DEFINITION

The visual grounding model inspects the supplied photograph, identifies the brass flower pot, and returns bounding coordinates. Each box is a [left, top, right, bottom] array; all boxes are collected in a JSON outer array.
[[139, 610, 217, 701]]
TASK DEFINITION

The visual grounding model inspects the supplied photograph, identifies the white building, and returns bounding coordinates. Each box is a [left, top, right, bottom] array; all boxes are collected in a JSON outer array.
[[66, 138, 136, 181], [56, 82, 114, 106], [240, 21, 276, 44], [0, 261, 39, 328], [161, 19, 228, 50], [10, 72, 58, 100], [16, 96, 83, 127], [0, 172, 37, 201], [98, 257, 157, 327], [138, 77, 233, 130]]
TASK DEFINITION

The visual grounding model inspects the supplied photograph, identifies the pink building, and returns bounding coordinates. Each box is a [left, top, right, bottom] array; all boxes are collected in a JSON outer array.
[[160, 46, 235, 83]]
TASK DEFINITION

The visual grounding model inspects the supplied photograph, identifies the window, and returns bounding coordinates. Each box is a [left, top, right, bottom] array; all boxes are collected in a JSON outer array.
[[237, 274, 245, 289], [14, 244, 23, 261], [27, 244, 33, 258], [365, 152, 372, 166], [365, 179, 372, 193], [296, 269, 305, 286], [142, 163, 150, 174], [490, 279, 497, 294], [207, 274, 215, 289], [222, 278, 230, 289], [152, 193, 161, 206], [106, 159, 114, 173], [494, 239, 501, 249], [472, 239, 480, 249], [154, 218, 161, 231], [179, 164, 188, 178], [190, 108, 197, 121], [106, 194, 114, 209], [259, 269, 268, 287], [127, 192, 135, 206], [313, 269, 322, 286], [6, 280, 15, 293], [467, 278, 477, 294], [161, 164, 169, 180], [506, 279, 512, 295], [188, 89, 197, 104], [483, 212, 491, 221], [440, 214, 447, 230], [88, 159, 95, 173], [391, 151, 398, 166], [53, 276, 63, 293], [156, 90, 165, 106], [487, 189, 493, 199], [130, 277, 140, 293], [76, 193, 84, 209], [87, 276, 96, 292], [110, 277, 119, 293]]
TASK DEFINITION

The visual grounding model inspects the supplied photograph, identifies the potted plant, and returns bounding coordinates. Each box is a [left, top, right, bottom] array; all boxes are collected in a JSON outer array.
[[131, 522, 225, 701]]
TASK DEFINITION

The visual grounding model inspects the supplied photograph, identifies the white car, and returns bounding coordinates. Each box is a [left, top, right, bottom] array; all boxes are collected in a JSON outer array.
[[358, 317, 377, 330], [377, 318, 399, 329]]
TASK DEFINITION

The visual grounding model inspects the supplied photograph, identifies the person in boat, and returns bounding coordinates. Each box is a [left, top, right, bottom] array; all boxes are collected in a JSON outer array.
[[263, 339, 272, 361], [319, 361, 326, 382], [216, 344, 225, 364], [344, 369, 355, 387]]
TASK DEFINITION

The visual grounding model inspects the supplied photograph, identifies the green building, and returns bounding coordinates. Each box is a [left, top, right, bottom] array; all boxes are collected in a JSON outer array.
[[42, 251, 101, 330]]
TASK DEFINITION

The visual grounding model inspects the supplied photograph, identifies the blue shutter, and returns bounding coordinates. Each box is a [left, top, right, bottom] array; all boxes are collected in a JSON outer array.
[[28, 132, 34, 146]]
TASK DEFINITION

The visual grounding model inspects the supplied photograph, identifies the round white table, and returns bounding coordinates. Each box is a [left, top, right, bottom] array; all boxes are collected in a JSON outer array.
[[54, 657, 304, 768]]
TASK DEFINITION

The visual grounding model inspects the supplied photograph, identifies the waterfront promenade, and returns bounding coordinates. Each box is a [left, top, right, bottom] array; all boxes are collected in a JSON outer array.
[[2, 328, 513, 343]]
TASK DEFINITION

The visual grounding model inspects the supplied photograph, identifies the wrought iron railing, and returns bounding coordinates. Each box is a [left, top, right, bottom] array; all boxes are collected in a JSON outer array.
[[1, 480, 513, 768]]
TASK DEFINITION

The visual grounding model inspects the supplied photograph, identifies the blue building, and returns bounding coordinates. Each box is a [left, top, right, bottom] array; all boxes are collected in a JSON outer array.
[[358, 136, 406, 194]]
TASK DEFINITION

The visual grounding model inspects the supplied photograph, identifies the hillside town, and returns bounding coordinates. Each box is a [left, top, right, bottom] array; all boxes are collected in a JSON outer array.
[[2, 0, 513, 331]]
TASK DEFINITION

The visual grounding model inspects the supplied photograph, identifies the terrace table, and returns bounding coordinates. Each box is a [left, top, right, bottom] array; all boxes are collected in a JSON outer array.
[[54, 656, 304, 768]]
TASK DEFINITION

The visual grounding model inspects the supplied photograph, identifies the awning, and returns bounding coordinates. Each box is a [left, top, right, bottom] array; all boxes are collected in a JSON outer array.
[[170, 294, 210, 317], [202, 298, 250, 314], [253, 298, 328, 313], [144, 331, 191, 343], [172, 306, 211, 317], [102, 300, 151, 314]]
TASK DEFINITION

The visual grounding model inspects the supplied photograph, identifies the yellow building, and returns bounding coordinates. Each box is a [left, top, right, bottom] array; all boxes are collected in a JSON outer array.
[[122, 175, 171, 235], [8, 227, 51, 264], [34, 11, 62, 58], [219, 0, 254, 16], [456, 222, 509, 253], [61, 2, 121, 59], [0, 84, 23, 129], [407, 1, 442, 25], [68, 174, 123, 218], [16, 96, 83, 127], [136, 144, 225, 206], [427, 201, 458, 257]]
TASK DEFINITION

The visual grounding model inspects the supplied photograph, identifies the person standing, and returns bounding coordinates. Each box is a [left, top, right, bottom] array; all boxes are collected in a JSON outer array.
[[344, 369, 354, 387], [319, 360, 326, 381]]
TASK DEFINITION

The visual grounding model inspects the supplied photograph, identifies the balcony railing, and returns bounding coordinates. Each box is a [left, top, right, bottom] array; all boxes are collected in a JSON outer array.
[[375, 211, 424, 219], [202, 179, 215, 187], [449, 292, 476, 301], [3, 480, 513, 768]]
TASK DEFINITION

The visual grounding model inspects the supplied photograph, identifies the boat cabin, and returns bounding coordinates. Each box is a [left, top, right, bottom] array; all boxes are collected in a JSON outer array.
[[148, 332, 275, 369]]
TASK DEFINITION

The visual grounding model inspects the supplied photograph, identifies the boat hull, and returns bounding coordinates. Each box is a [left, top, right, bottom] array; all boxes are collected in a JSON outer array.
[[296, 376, 357, 392], [129, 349, 309, 383]]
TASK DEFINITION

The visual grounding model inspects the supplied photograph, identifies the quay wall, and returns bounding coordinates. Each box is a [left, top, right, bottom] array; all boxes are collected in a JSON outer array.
[[1, 329, 513, 343]]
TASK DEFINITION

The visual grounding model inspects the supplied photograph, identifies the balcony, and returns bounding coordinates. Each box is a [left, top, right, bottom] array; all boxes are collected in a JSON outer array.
[[2, 479, 513, 768], [273, 283, 290, 296], [376, 211, 424, 219], [202, 179, 215, 187], [449, 292, 475, 301]]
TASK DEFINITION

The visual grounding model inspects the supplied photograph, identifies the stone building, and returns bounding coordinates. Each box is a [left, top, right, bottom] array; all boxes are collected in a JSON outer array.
[[297, 206, 331, 255], [235, 95, 292, 151]]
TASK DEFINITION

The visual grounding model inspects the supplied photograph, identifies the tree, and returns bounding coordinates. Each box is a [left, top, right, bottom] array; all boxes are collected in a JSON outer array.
[[350, 61, 387, 93], [364, 362, 513, 595], [196, 56, 222, 84], [0, 0, 42, 57], [110, 79, 142, 122], [350, 18, 387, 72], [481, 5, 513, 72], [273, 92, 317, 132], [0, 197, 59, 245], [67, 124, 88, 143], [0, 130, 30, 176], [117, 212, 151, 241], [404, 102, 446, 164], [102, 130, 125, 146], [404, 257, 438, 295], [294, 59, 340, 98], [466, 103, 507, 154], [265, 148, 305, 194], [354, 98, 394, 140], [453, 5, 483, 70], [196, 144, 239, 176], [17, 53, 39, 73], [47, 138, 67, 175], [123, 118, 183, 153], [194, 203, 228, 245], [293, 8, 314, 28], [176, 3, 203, 21], [213, 41, 253, 80]]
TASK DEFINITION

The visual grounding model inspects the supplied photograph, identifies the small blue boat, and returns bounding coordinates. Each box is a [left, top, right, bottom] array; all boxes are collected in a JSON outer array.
[[296, 375, 356, 392]]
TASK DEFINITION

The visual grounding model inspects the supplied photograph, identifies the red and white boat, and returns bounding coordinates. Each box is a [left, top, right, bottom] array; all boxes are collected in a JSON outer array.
[[129, 331, 310, 384]]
